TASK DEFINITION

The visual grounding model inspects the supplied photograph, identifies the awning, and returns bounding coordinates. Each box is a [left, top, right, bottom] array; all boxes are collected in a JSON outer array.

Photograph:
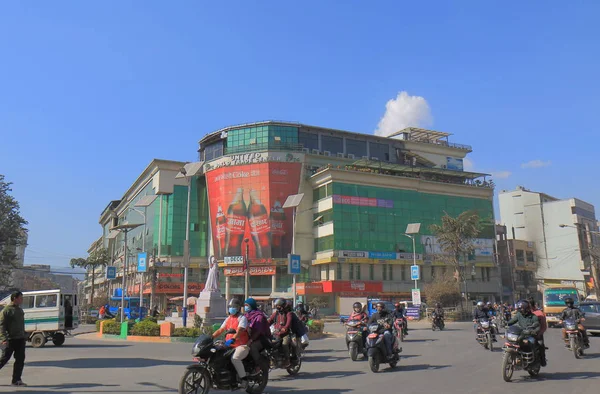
[[313, 215, 324, 223]]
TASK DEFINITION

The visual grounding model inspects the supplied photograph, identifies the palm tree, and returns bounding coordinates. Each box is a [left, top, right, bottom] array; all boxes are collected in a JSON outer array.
[[429, 211, 482, 309], [71, 247, 110, 307]]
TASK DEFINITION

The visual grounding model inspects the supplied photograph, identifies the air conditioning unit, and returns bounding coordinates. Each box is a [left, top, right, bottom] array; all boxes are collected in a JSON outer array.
[[312, 149, 320, 155], [371, 157, 379, 161], [348, 153, 355, 159], [324, 151, 331, 156], [302, 148, 310, 153], [362, 156, 369, 160], [337, 152, 344, 158]]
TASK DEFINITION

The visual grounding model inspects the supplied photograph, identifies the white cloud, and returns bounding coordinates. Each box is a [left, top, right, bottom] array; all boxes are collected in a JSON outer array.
[[491, 171, 512, 179], [374, 91, 433, 136], [521, 160, 551, 169], [463, 157, 475, 171]]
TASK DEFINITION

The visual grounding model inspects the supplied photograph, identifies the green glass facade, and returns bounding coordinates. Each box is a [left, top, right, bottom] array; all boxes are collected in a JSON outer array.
[[314, 182, 494, 254], [226, 125, 299, 154], [153, 177, 209, 258]]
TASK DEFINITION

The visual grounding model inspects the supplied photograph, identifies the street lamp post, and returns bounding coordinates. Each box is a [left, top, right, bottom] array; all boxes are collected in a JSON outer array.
[[283, 193, 304, 308], [132, 195, 158, 317], [176, 162, 203, 328], [403, 223, 421, 291], [111, 223, 142, 322]]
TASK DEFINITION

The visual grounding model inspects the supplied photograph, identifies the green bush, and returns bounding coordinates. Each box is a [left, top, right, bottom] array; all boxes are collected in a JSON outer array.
[[193, 314, 203, 328], [173, 326, 215, 337], [131, 319, 160, 336], [144, 316, 158, 323], [97, 318, 116, 332], [102, 320, 121, 335], [307, 320, 324, 334]]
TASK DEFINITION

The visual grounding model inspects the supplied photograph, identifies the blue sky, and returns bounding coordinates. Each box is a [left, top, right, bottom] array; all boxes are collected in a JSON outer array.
[[1, 1, 599, 268]]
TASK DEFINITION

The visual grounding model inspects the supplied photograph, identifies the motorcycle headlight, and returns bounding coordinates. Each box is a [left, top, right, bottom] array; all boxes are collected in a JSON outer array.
[[507, 333, 519, 342], [565, 323, 577, 331], [480, 321, 490, 328], [369, 324, 379, 333]]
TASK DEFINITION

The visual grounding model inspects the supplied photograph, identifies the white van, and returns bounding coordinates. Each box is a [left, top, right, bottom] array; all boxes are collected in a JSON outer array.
[[0, 289, 79, 348]]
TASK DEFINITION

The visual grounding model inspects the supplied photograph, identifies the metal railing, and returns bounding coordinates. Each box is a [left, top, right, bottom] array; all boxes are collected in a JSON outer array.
[[224, 142, 306, 155]]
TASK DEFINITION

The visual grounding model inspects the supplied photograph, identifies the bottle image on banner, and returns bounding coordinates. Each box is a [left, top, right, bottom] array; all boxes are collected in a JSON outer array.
[[225, 188, 247, 256], [215, 204, 227, 259], [270, 199, 286, 258], [248, 189, 271, 258]]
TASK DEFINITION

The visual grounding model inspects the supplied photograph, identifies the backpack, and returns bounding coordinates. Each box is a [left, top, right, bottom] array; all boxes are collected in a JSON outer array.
[[290, 311, 307, 337]]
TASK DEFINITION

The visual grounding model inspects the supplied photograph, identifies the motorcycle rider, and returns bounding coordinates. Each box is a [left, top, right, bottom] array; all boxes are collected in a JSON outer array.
[[212, 299, 250, 386], [507, 300, 541, 359], [392, 302, 408, 336], [268, 298, 294, 368], [432, 303, 444, 327], [295, 302, 310, 323], [473, 301, 496, 340], [348, 302, 368, 324], [559, 297, 590, 349], [528, 297, 547, 366], [244, 298, 270, 376], [367, 302, 395, 360]]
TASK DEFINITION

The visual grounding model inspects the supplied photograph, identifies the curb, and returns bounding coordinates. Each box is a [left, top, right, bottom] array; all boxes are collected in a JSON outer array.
[[76, 332, 202, 344]]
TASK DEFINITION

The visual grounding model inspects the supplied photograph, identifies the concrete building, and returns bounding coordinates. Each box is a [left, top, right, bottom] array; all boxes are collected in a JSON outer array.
[[499, 186, 599, 295], [83, 122, 502, 315], [496, 225, 538, 303], [12, 264, 78, 293]]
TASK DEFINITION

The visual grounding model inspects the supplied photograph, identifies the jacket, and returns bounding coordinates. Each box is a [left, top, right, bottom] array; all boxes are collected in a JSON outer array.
[[349, 311, 368, 324], [0, 303, 26, 341], [269, 311, 293, 335], [532, 308, 547, 337], [246, 309, 270, 342], [392, 308, 406, 320], [433, 308, 444, 318], [473, 307, 489, 320], [560, 307, 585, 321], [368, 311, 394, 332], [507, 312, 540, 336]]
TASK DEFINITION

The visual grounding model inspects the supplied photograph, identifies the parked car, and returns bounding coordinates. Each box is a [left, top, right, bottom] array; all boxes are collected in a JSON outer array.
[[579, 302, 600, 335]]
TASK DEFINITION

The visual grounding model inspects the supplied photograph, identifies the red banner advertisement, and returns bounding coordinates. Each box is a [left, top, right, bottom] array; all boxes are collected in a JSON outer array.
[[224, 266, 277, 277], [295, 282, 324, 295], [321, 280, 383, 294], [206, 161, 302, 260]]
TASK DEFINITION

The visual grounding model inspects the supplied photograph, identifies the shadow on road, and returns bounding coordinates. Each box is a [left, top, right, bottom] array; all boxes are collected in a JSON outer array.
[[271, 370, 364, 382], [403, 338, 438, 343], [393, 363, 450, 372], [27, 358, 189, 369], [270, 388, 353, 394], [3, 383, 120, 393], [307, 355, 348, 363], [304, 348, 335, 354], [43, 343, 132, 349], [541, 371, 600, 380]]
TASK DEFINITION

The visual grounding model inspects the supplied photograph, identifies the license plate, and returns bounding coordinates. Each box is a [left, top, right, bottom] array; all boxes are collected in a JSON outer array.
[[368, 333, 378, 339], [348, 330, 357, 334], [192, 357, 205, 362]]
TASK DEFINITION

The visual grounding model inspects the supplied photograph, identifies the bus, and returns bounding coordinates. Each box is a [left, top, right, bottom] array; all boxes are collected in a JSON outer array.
[[543, 286, 579, 327]]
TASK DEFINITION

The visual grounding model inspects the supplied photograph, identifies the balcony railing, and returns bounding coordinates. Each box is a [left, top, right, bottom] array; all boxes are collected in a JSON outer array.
[[224, 142, 305, 155]]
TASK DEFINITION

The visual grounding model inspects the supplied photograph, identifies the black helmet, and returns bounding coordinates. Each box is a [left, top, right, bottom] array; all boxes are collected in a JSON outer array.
[[228, 298, 241, 309], [274, 298, 286, 312], [296, 302, 305, 311], [564, 297, 575, 307], [375, 302, 386, 311], [353, 302, 362, 312], [516, 300, 531, 314]]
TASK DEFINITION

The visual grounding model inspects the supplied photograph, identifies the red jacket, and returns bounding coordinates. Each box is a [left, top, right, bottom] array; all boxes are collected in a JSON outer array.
[[269, 311, 293, 334], [532, 308, 547, 337]]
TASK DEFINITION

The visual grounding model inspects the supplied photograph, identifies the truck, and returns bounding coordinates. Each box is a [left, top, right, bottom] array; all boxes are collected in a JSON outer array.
[[542, 286, 580, 327]]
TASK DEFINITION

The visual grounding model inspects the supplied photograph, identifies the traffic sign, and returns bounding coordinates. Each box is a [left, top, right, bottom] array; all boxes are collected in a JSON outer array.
[[410, 265, 420, 281], [288, 254, 301, 275], [411, 289, 422, 306], [137, 252, 147, 273], [106, 266, 117, 280]]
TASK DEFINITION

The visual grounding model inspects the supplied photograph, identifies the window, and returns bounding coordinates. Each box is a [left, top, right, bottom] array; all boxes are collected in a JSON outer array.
[[430, 266, 435, 280], [345, 139, 367, 157], [349, 264, 355, 280], [369, 141, 390, 161], [580, 304, 598, 313], [299, 131, 319, 151], [485, 267, 491, 282], [321, 135, 343, 154], [21, 296, 35, 309], [516, 250, 525, 265], [401, 266, 406, 281], [35, 294, 58, 308], [480, 267, 485, 281], [383, 264, 387, 281], [356, 264, 361, 280], [369, 264, 374, 280], [203, 141, 224, 162], [526, 251, 535, 262], [337, 263, 343, 280], [313, 184, 333, 202]]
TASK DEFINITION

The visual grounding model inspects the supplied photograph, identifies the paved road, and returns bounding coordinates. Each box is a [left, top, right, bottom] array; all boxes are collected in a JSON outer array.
[[1, 322, 598, 394]]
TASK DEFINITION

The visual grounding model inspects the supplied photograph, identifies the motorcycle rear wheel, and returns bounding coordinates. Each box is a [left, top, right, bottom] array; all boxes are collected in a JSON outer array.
[[179, 368, 210, 394], [502, 353, 514, 382], [286, 357, 302, 376], [246, 360, 269, 394], [487, 333, 493, 352], [528, 364, 540, 377], [368, 355, 380, 373], [571, 337, 582, 359]]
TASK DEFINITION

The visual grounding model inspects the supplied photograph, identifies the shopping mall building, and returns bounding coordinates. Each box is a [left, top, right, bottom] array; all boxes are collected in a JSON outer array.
[[84, 121, 501, 315]]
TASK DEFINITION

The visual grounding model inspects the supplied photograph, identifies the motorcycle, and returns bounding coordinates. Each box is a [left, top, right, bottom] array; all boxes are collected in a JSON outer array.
[[502, 324, 543, 382], [475, 318, 495, 351], [343, 319, 367, 361], [563, 318, 585, 359], [365, 322, 402, 373], [269, 326, 302, 375], [179, 332, 269, 394], [431, 313, 445, 331], [393, 318, 405, 342]]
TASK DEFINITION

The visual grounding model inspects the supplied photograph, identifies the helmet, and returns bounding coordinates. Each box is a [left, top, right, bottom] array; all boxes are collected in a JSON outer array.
[[476, 301, 485, 309], [228, 298, 241, 309], [296, 302, 305, 311], [375, 302, 386, 311], [285, 300, 293, 311], [394, 302, 401, 309], [516, 300, 531, 314], [435, 303, 441, 308], [353, 302, 363, 312], [274, 298, 286, 312], [244, 298, 257, 311], [486, 301, 492, 306], [564, 297, 575, 307], [527, 297, 536, 308]]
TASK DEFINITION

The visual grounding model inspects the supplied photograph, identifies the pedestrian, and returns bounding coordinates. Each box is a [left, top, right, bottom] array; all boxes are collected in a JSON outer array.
[[0, 291, 27, 386], [150, 305, 159, 318]]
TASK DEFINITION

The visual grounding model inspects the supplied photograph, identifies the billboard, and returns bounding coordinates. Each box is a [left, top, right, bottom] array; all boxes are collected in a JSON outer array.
[[421, 235, 494, 261], [206, 161, 302, 261]]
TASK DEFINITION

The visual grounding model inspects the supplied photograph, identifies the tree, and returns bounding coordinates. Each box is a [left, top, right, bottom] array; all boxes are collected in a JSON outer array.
[[423, 273, 462, 307], [429, 211, 482, 308], [0, 175, 28, 289], [70, 247, 110, 307]]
